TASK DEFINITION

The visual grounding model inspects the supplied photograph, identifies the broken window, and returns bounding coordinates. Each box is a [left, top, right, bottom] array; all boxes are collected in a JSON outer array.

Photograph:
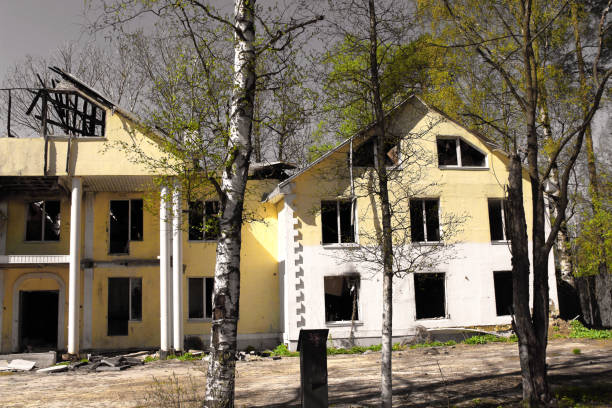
[[108, 277, 142, 336], [25, 200, 60, 241], [414, 273, 446, 319], [488, 199, 510, 241], [493, 271, 513, 316], [410, 199, 440, 242], [321, 200, 355, 244], [188, 277, 214, 319], [109, 199, 143, 254], [351, 137, 400, 167], [324, 275, 359, 322], [437, 137, 486, 167], [188, 201, 220, 241]]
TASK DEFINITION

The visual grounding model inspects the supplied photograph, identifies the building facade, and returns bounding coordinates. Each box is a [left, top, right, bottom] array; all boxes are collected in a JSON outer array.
[[0, 72, 558, 354]]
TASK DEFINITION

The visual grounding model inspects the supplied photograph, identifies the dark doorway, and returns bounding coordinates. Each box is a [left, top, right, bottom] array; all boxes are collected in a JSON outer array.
[[108, 278, 130, 336], [19, 290, 59, 351]]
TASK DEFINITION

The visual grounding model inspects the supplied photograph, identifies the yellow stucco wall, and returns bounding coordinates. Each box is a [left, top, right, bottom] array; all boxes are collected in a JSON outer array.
[[288, 100, 533, 247]]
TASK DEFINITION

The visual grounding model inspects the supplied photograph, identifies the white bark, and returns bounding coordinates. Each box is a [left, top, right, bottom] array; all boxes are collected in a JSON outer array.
[[204, 0, 255, 406]]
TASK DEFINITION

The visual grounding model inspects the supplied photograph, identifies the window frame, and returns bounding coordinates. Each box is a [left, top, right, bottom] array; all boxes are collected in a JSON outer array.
[[320, 199, 358, 246], [108, 199, 143, 255], [323, 274, 362, 325], [187, 277, 214, 321], [436, 136, 488, 170], [24, 199, 61, 242], [488, 198, 509, 243], [188, 200, 220, 242], [410, 198, 441, 243], [413, 272, 448, 320]]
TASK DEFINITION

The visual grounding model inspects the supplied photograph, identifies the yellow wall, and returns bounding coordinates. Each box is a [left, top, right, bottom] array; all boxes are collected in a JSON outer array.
[[287, 100, 533, 247]]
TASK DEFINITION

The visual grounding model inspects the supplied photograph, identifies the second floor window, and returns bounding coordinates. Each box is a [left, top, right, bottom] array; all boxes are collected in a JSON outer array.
[[109, 199, 143, 254], [321, 200, 355, 244], [410, 199, 440, 242], [437, 137, 486, 168], [488, 199, 509, 241], [26, 200, 60, 241], [189, 201, 220, 241]]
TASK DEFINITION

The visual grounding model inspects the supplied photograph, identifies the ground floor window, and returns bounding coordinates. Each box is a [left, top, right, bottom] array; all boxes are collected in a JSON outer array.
[[108, 277, 142, 336], [324, 275, 359, 322], [493, 271, 513, 316], [414, 273, 446, 319], [188, 277, 214, 319]]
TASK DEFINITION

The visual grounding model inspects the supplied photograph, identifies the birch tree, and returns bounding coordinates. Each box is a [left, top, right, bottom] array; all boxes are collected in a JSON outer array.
[[417, 0, 612, 404], [94, 1, 322, 406]]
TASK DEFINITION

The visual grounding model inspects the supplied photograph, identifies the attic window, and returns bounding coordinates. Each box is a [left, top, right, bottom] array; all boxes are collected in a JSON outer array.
[[352, 137, 399, 167], [437, 137, 486, 168]]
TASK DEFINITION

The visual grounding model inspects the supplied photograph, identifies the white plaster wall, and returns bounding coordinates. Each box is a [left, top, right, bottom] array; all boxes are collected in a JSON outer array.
[[282, 240, 559, 349]]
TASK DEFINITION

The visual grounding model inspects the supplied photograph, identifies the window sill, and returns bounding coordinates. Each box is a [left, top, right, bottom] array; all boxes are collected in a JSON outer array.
[[321, 243, 360, 249], [491, 240, 510, 245], [438, 166, 489, 171], [415, 316, 449, 321], [326, 321, 364, 327], [412, 241, 443, 246]]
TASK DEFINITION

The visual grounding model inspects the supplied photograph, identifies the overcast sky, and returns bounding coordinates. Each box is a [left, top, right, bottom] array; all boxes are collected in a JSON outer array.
[[0, 0, 92, 79]]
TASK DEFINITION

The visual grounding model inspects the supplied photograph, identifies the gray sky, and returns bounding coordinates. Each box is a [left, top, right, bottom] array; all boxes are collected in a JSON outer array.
[[0, 0, 91, 79]]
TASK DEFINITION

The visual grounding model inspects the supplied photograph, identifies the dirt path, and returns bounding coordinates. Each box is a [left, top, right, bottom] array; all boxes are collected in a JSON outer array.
[[0, 339, 610, 407]]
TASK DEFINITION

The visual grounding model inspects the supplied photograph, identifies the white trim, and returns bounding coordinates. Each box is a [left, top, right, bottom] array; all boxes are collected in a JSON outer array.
[[12, 272, 66, 352], [0, 255, 70, 264]]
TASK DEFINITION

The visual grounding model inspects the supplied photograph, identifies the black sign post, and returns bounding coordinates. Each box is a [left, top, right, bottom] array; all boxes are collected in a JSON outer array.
[[297, 329, 329, 408]]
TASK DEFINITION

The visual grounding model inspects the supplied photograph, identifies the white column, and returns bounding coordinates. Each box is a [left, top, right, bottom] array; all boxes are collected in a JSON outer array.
[[172, 186, 184, 352], [82, 192, 94, 350], [159, 186, 170, 356], [68, 177, 82, 355]]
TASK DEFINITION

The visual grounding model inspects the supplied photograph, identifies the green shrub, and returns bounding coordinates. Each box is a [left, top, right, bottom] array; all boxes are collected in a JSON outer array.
[[569, 320, 612, 339], [270, 344, 299, 357], [463, 334, 515, 345], [572, 348, 581, 355]]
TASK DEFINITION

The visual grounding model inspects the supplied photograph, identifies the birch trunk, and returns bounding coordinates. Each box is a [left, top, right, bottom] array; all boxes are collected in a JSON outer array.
[[204, 1, 255, 406], [367, 1, 395, 406]]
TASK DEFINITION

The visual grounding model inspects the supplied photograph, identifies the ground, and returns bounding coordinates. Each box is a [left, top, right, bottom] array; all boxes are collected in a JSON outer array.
[[0, 339, 610, 407]]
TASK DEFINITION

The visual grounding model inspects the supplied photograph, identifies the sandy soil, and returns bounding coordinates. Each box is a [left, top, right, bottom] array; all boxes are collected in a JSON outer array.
[[0, 338, 610, 407]]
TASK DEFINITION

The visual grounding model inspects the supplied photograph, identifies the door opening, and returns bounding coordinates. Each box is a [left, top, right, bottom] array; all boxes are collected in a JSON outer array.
[[19, 290, 59, 351]]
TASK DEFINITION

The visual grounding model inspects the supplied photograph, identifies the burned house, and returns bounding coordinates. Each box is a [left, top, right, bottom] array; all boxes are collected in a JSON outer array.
[[0, 70, 558, 354]]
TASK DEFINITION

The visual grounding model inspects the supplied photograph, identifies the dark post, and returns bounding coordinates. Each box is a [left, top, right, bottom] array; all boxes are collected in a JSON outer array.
[[297, 329, 329, 408]]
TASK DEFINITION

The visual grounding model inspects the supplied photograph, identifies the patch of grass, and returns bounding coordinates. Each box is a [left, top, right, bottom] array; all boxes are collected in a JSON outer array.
[[144, 355, 159, 363], [79, 358, 89, 363], [569, 320, 612, 339], [463, 334, 517, 345], [55, 361, 71, 366], [572, 348, 581, 355], [167, 353, 201, 362], [270, 344, 299, 357], [555, 384, 612, 408], [410, 340, 457, 349]]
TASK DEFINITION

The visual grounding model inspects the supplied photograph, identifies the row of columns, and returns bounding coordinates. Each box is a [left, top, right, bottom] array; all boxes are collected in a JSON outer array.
[[66, 179, 184, 357], [159, 184, 184, 357]]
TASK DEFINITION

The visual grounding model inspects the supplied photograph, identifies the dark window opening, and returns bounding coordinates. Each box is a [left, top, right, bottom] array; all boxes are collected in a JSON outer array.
[[437, 137, 486, 167], [493, 271, 513, 316], [108, 277, 142, 336], [351, 137, 399, 167], [321, 200, 355, 244], [25, 200, 60, 241], [189, 201, 220, 241], [460, 140, 486, 166], [324, 276, 359, 322], [109, 199, 143, 254], [437, 139, 458, 166], [188, 277, 214, 319], [19, 290, 58, 351], [488, 199, 509, 241], [414, 273, 446, 319], [410, 199, 440, 242]]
